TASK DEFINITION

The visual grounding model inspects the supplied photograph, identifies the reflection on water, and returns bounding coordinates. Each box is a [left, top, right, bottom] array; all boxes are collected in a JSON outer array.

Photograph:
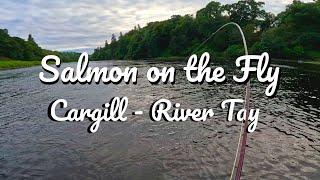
[[0, 59, 319, 179]]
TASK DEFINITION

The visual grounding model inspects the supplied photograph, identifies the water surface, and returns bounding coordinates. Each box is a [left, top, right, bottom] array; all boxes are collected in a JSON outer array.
[[0, 59, 319, 179]]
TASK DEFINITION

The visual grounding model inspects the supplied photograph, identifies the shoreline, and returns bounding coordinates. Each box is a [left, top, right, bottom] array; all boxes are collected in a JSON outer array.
[[0, 60, 41, 70], [1, 57, 320, 71]]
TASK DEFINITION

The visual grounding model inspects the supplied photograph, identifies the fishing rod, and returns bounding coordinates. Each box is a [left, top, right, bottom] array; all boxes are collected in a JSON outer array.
[[190, 22, 250, 180]]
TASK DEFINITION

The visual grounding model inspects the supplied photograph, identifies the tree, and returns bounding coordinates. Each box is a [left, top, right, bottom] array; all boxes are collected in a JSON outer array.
[[196, 1, 224, 20], [0, 30, 79, 61], [111, 34, 117, 43], [256, 0, 320, 59], [104, 39, 108, 47], [28, 34, 35, 42], [1, 29, 8, 34], [224, 0, 266, 27], [91, 0, 320, 61]]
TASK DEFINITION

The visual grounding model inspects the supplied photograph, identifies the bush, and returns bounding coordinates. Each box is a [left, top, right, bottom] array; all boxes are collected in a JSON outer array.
[[225, 45, 245, 58]]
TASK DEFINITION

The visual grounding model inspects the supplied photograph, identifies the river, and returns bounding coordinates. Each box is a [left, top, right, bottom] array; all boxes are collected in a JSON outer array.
[[0, 59, 319, 179]]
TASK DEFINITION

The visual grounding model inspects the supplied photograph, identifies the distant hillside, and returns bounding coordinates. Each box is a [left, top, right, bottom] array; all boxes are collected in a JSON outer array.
[[0, 29, 79, 61], [91, 0, 320, 61]]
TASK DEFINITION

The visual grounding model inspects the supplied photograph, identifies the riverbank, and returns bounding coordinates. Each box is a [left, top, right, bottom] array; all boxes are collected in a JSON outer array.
[[0, 60, 40, 70], [1, 57, 320, 71]]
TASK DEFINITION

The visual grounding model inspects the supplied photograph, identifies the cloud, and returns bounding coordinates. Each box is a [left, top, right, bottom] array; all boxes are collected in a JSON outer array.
[[0, 0, 313, 52]]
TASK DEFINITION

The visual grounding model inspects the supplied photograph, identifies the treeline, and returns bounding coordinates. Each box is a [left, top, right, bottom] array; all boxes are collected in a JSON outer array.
[[92, 0, 320, 60], [0, 29, 79, 61]]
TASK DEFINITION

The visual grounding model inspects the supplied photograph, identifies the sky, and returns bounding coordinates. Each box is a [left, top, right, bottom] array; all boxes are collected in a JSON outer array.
[[0, 0, 313, 53]]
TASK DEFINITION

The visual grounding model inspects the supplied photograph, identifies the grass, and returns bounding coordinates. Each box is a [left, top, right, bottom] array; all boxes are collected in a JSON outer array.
[[306, 50, 320, 61], [0, 59, 40, 70]]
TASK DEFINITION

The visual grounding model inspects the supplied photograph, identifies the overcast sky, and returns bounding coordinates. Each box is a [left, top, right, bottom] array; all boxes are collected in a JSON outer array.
[[0, 0, 313, 52]]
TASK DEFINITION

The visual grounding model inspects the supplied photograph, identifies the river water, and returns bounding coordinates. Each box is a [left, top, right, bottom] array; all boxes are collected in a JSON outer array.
[[0, 59, 319, 179]]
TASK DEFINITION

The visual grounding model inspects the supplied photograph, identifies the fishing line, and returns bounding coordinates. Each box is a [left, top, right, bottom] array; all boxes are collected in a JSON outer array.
[[189, 22, 250, 180]]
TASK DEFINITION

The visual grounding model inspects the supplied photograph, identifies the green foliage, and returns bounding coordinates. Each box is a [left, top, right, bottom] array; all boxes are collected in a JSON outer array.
[[0, 29, 80, 61], [223, 0, 266, 27], [0, 60, 40, 70], [92, 0, 292, 60], [2, 0, 317, 62], [253, 0, 320, 59], [92, 0, 319, 61], [225, 44, 245, 58], [0, 29, 44, 61]]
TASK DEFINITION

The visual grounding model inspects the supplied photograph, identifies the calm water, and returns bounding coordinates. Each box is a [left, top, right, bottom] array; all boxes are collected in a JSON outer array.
[[0, 59, 319, 179]]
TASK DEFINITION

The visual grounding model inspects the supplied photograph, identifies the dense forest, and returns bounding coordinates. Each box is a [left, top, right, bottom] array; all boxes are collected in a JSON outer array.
[[91, 0, 320, 61], [0, 29, 79, 61]]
